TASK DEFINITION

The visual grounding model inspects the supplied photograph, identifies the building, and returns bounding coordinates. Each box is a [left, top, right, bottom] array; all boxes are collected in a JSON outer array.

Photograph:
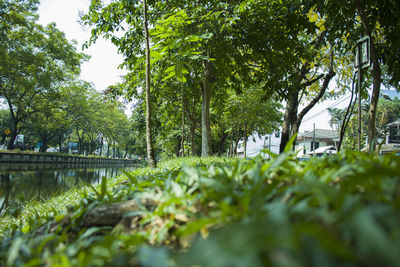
[[237, 128, 340, 158], [237, 131, 281, 158], [295, 129, 339, 157], [387, 119, 400, 144]]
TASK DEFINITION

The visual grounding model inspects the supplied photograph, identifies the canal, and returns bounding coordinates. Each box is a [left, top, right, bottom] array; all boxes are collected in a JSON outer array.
[[0, 163, 137, 216]]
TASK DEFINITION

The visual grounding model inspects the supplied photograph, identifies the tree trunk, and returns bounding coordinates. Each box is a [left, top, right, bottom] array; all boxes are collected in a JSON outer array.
[[143, 0, 157, 167], [190, 119, 196, 156], [7, 128, 17, 150], [229, 131, 233, 157], [100, 136, 103, 156], [201, 48, 213, 157], [280, 63, 335, 153], [243, 126, 248, 158], [280, 90, 298, 153], [181, 87, 185, 157], [106, 138, 110, 157], [234, 128, 240, 157], [41, 139, 48, 152], [367, 40, 381, 151], [124, 146, 128, 158], [291, 70, 335, 149], [58, 134, 63, 153], [217, 132, 228, 156]]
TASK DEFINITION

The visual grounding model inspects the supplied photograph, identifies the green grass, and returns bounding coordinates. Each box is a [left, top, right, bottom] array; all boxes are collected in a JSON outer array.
[[1, 153, 400, 266]]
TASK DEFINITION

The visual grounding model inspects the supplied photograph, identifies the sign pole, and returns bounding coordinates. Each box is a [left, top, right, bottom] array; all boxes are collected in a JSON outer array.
[[355, 36, 370, 151]]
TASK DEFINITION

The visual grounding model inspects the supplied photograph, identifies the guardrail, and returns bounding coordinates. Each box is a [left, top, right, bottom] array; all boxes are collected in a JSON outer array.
[[0, 152, 137, 164]]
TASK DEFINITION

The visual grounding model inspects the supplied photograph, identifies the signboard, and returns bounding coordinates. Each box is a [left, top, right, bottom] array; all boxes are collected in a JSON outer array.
[[354, 36, 371, 69], [4, 128, 10, 135]]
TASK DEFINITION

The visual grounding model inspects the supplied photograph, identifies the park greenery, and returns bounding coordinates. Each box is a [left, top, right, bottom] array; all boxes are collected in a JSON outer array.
[[1, 0, 400, 161], [1, 150, 400, 266], [1, 0, 400, 266]]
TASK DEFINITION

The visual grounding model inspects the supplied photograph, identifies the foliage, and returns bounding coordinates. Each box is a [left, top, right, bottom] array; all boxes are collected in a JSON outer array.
[[0, 0, 86, 149], [329, 97, 400, 150], [1, 153, 400, 266]]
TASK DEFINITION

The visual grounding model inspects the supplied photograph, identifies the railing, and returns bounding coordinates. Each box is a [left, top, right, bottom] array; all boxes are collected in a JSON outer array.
[[0, 152, 137, 165]]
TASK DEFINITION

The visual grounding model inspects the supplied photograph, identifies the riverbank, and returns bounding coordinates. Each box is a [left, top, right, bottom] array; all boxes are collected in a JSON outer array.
[[1, 153, 400, 266]]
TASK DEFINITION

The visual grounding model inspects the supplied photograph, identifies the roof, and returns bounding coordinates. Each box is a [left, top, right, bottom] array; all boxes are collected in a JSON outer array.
[[387, 119, 400, 127], [298, 129, 339, 141], [381, 89, 400, 100]]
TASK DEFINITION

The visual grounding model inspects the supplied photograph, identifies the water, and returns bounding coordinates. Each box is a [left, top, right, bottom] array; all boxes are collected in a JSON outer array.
[[0, 164, 137, 215]]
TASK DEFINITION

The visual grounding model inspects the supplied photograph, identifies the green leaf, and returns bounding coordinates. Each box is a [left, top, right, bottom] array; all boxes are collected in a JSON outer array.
[[150, 49, 163, 59]]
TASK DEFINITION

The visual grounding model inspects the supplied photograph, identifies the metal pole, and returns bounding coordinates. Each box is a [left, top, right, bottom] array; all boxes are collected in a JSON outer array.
[[358, 43, 362, 151], [313, 123, 316, 157]]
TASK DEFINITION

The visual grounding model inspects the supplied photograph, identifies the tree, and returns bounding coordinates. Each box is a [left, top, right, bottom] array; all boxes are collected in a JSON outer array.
[[0, 1, 85, 149], [142, 0, 156, 167], [82, 1, 242, 157], [219, 1, 338, 152], [82, 0, 158, 166], [313, 0, 400, 150], [0, 109, 12, 147], [28, 99, 70, 152], [224, 85, 282, 157]]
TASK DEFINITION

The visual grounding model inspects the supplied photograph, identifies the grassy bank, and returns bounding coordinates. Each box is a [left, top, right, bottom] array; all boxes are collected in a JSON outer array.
[[1, 152, 400, 266]]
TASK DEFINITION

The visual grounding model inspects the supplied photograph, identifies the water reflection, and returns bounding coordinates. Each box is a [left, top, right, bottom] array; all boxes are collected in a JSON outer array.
[[0, 165, 135, 215]]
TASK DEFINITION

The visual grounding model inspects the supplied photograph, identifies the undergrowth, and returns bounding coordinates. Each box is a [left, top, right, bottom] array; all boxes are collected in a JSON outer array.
[[1, 153, 400, 266]]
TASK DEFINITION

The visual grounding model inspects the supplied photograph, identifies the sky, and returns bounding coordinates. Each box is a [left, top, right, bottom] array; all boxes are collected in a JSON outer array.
[[38, 0, 126, 92], [36, 0, 347, 132]]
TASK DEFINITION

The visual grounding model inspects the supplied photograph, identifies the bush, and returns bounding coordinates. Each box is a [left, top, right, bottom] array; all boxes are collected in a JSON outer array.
[[1, 153, 400, 266]]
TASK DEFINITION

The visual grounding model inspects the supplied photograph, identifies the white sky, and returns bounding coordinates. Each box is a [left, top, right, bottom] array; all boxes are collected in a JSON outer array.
[[36, 0, 347, 132], [38, 0, 126, 92]]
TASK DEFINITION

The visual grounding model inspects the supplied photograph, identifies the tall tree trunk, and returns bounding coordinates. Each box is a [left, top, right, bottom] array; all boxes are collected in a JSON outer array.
[[7, 128, 17, 150], [41, 138, 48, 152], [218, 132, 228, 156], [200, 82, 210, 156], [280, 90, 298, 153], [106, 138, 110, 157], [234, 128, 240, 157], [243, 126, 248, 158], [100, 136, 103, 156], [367, 40, 381, 151], [58, 134, 63, 153], [229, 131, 233, 157], [190, 119, 196, 156], [143, 0, 157, 167], [5, 97, 18, 150], [181, 86, 185, 157], [201, 48, 213, 157]]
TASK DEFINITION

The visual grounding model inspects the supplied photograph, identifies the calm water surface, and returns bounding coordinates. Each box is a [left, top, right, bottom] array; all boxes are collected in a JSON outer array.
[[0, 164, 137, 215]]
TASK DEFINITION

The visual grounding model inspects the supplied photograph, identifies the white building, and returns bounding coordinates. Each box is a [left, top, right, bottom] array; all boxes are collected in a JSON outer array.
[[237, 129, 339, 158], [295, 129, 339, 157], [237, 131, 282, 158]]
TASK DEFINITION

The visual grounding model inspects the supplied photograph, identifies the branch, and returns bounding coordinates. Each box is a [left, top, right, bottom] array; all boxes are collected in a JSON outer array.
[[301, 74, 324, 88], [297, 70, 336, 124]]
